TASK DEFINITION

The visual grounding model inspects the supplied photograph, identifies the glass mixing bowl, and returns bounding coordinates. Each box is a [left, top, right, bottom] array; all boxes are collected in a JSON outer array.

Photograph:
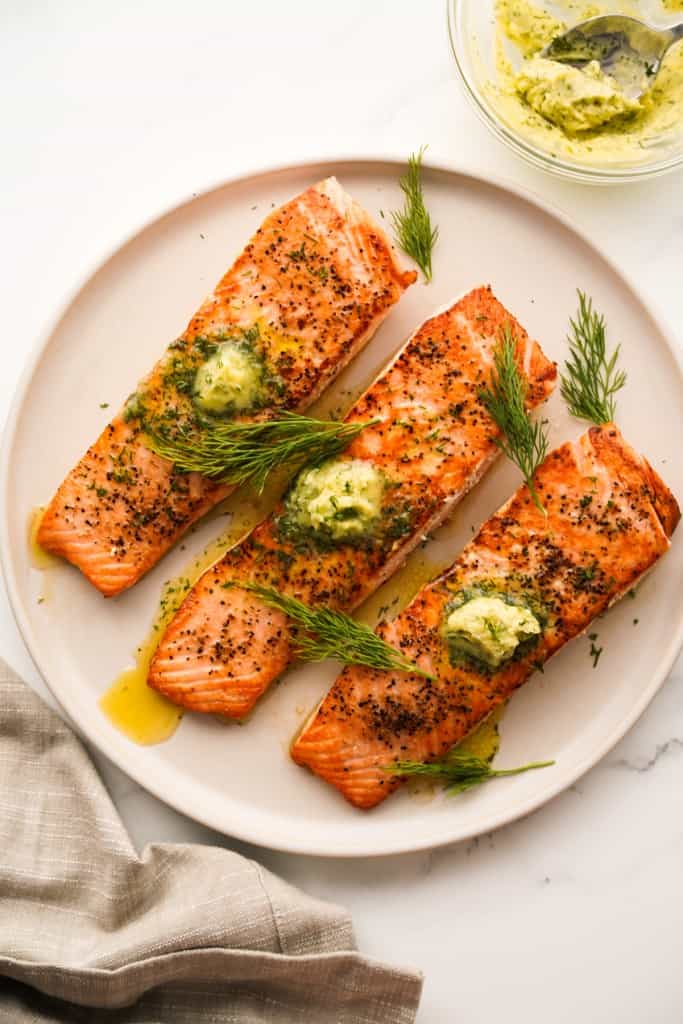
[[447, 0, 683, 184]]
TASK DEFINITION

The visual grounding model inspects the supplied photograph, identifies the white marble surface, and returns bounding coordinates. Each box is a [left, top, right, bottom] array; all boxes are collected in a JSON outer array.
[[2, 2, 683, 1021]]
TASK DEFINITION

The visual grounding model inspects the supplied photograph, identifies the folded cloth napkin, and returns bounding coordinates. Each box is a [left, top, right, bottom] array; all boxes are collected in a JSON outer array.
[[0, 658, 423, 1023]]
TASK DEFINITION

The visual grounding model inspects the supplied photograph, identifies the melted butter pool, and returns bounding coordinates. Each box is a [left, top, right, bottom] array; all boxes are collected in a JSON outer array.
[[28, 506, 58, 571]]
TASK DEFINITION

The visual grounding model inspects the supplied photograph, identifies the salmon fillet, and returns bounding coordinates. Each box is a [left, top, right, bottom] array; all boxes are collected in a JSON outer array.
[[291, 425, 680, 809], [149, 286, 557, 716], [38, 178, 415, 597]]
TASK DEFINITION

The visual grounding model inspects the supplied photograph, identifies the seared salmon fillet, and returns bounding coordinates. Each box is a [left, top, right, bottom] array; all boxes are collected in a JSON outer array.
[[149, 286, 557, 716], [292, 425, 680, 809], [38, 178, 415, 597]]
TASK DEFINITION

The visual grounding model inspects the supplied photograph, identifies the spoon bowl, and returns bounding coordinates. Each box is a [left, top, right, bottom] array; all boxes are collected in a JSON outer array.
[[542, 15, 683, 100]]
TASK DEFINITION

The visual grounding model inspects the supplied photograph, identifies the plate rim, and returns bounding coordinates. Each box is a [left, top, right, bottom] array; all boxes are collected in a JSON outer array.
[[2, 154, 683, 857]]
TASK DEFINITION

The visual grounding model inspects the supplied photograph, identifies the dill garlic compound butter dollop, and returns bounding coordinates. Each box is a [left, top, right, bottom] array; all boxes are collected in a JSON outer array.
[[286, 458, 384, 543], [194, 341, 263, 415], [515, 57, 640, 133], [445, 596, 541, 669]]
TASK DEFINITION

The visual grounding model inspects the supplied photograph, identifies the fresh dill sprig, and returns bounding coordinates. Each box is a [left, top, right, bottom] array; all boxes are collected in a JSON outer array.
[[146, 413, 376, 493], [387, 750, 555, 796], [239, 583, 436, 681], [560, 291, 626, 426], [391, 146, 438, 282], [479, 325, 549, 514]]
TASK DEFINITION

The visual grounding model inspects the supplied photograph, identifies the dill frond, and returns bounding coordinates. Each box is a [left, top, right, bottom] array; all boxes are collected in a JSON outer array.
[[391, 146, 439, 282], [387, 750, 554, 795], [479, 325, 549, 514], [239, 583, 436, 681], [145, 413, 376, 493], [560, 291, 626, 426]]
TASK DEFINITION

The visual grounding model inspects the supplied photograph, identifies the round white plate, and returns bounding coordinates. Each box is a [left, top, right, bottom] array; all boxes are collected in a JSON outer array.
[[2, 159, 682, 857]]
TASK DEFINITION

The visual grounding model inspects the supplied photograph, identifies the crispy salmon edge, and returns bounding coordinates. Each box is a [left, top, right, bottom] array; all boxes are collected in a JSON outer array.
[[588, 425, 680, 541]]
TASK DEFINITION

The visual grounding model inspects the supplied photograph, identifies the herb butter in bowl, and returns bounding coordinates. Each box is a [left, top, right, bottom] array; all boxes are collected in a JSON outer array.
[[448, 0, 683, 182]]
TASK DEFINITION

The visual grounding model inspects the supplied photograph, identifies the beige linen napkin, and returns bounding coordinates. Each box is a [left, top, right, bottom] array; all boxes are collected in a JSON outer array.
[[0, 658, 422, 1022]]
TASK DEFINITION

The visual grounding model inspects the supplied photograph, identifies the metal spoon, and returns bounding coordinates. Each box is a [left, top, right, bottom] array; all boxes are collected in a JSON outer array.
[[542, 15, 683, 100]]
